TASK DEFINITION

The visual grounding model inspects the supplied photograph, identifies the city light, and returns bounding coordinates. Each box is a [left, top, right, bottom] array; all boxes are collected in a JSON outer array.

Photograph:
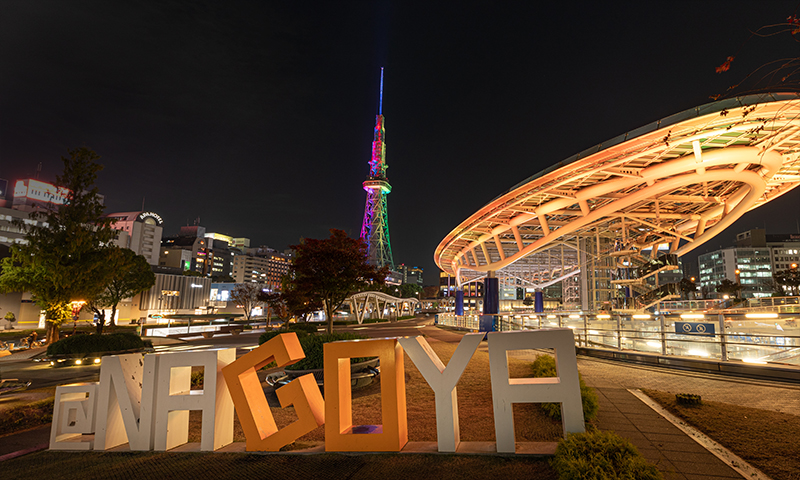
[[745, 313, 779, 319], [680, 314, 705, 319], [742, 358, 767, 364], [687, 349, 710, 357]]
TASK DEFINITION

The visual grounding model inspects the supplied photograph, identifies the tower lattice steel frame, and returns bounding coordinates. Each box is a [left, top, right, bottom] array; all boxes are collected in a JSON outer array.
[[360, 68, 394, 269]]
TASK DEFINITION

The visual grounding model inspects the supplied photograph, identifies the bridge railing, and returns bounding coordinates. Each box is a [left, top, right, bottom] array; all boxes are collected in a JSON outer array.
[[436, 310, 800, 366]]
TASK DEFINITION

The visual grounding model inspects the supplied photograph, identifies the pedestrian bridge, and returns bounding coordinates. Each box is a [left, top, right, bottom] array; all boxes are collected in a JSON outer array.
[[345, 291, 420, 324]]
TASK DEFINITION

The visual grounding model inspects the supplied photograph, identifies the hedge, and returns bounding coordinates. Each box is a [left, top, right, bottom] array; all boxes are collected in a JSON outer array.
[[286, 332, 369, 370], [552, 430, 662, 480], [47, 332, 148, 356], [286, 322, 320, 335], [531, 354, 599, 422]]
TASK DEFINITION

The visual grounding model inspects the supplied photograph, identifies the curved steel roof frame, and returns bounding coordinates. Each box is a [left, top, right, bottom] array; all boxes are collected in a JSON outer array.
[[435, 93, 800, 285]]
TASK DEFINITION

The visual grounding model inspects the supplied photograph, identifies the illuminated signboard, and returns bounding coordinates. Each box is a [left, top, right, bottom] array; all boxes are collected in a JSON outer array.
[[138, 212, 163, 225], [15, 179, 71, 205]]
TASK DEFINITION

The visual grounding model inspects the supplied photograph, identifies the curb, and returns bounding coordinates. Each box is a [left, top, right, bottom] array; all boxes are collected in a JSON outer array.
[[0, 443, 48, 462]]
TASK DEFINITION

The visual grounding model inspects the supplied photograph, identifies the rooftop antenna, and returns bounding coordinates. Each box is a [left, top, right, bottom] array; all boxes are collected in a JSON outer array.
[[378, 67, 384, 115], [141, 196, 145, 211], [35, 162, 42, 179]]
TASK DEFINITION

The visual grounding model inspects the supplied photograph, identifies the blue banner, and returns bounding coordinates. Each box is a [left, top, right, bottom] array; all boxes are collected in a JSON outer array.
[[675, 321, 715, 337]]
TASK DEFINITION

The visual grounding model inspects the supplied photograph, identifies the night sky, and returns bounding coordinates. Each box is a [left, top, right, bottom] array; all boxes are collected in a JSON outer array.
[[2, 1, 800, 284]]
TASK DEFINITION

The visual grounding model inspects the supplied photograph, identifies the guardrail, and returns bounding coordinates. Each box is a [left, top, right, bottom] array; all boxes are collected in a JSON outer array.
[[436, 311, 800, 366]]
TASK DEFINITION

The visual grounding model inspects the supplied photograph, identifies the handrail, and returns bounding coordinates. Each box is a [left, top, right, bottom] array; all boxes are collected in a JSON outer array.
[[436, 310, 800, 366]]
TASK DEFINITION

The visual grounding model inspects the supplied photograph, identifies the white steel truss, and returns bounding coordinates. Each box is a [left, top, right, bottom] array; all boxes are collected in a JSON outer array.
[[435, 93, 800, 289]]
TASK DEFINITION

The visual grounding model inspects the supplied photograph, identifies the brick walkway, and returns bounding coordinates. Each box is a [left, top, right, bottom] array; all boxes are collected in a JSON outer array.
[[593, 388, 742, 480]]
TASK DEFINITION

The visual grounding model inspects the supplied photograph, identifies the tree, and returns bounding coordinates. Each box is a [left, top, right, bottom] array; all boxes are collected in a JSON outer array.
[[285, 229, 388, 334], [679, 277, 698, 299], [89, 247, 155, 334], [281, 282, 323, 323], [398, 283, 422, 298], [774, 266, 800, 296], [712, 14, 800, 99], [522, 296, 534, 306], [422, 285, 439, 299], [0, 148, 117, 344], [230, 283, 264, 322], [716, 279, 742, 298]]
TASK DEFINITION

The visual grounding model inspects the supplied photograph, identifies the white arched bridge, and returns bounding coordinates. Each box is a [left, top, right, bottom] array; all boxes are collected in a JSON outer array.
[[345, 291, 420, 324]]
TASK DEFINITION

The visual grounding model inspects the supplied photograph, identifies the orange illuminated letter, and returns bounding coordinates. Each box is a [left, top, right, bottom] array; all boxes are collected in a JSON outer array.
[[324, 338, 407, 452], [222, 333, 324, 451]]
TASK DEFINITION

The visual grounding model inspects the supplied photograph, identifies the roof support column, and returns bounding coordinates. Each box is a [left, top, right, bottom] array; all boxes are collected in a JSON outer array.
[[483, 271, 499, 315]]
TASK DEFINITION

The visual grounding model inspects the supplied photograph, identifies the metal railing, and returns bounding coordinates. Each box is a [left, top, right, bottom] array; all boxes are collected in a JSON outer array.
[[436, 310, 800, 366]]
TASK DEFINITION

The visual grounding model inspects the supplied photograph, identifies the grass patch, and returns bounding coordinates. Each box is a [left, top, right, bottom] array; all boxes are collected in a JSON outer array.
[[552, 430, 662, 480], [531, 354, 599, 423], [0, 397, 54, 436], [643, 389, 800, 480]]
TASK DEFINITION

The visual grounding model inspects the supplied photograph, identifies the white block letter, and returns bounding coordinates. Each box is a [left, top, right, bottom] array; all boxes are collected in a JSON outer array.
[[488, 329, 584, 453], [50, 383, 98, 450], [153, 349, 236, 451], [94, 353, 159, 451], [398, 334, 482, 452]]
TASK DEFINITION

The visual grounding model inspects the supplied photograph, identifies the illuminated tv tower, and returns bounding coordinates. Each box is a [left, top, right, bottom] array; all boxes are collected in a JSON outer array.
[[360, 68, 394, 270]]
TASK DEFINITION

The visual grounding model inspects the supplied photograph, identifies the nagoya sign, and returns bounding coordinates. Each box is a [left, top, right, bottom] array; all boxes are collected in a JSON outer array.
[[49, 329, 584, 453]]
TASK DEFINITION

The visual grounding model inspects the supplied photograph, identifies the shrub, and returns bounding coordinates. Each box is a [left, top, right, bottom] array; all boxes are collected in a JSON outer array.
[[531, 354, 599, 422], [286, 332, 369, 370], [287, 322, 319, 335], [552, 430, 662, 480], [259, 329, 290, 345], [259, 327, 314, 345], [47, 332, 145, 356], [191, 371, 204, 389], [675, 393, 702, 405]]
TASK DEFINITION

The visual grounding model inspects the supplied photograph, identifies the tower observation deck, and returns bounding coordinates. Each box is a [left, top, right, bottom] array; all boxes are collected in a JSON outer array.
[[360, 68, 394, 269]]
